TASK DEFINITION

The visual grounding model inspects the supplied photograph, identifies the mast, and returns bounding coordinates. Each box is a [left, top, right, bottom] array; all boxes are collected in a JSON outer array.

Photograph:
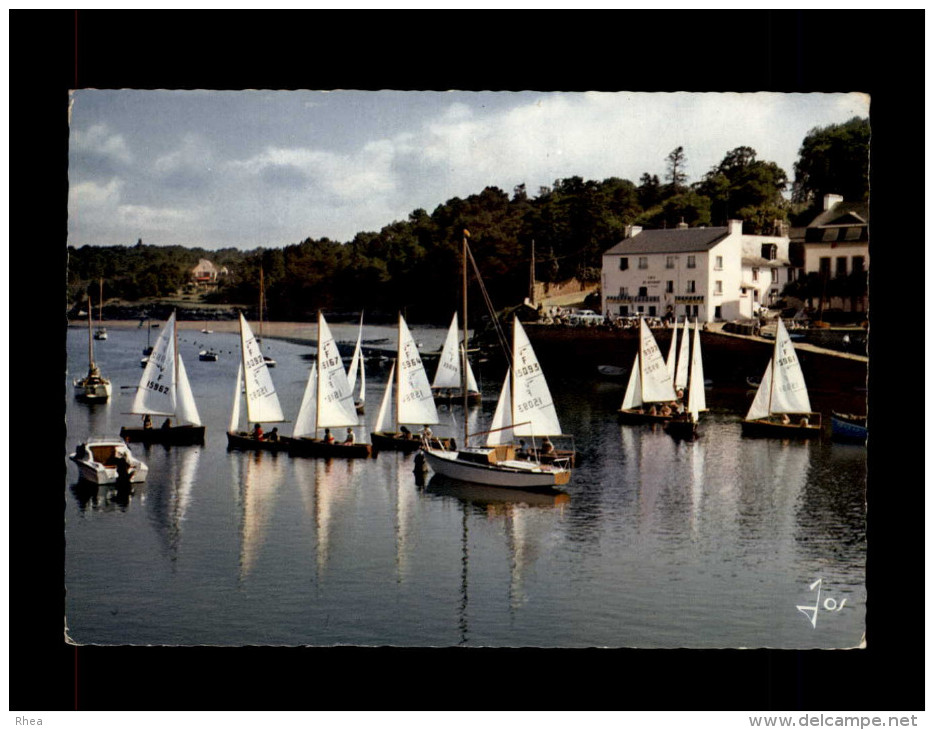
[[529, 239, 535, 305], [173, 308, 180, 406], [98, 278, 104, 326], [316, 310, 323, 439], [396, 312, 402, 432], [87, 299, 94, 368], [259, 266, 265, 343], [462, 230, 469, 444], [766, 317, 780, 415]]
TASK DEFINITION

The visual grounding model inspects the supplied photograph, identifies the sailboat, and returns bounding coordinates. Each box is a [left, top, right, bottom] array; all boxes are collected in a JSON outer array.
[[120, 311, 206, 445], [742, 318, 822, 438], [421, 231, 572, 489], [258, 267, 276, 368], [141, 316, 153, 367], [226, 312, 289, 451], [665, 319, 707, 440], [346, 312, 366, 414], [431, 312, 481, 405], [283, 312, 372, 458], [370, 314, 452, 453], [618, 317, 679, 424], [93, 278, 108, 340], [73, 300, 112, 403]]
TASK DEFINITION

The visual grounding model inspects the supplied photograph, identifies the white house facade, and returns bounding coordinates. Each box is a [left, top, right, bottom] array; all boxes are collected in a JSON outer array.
[[601, 220, 793, 323]]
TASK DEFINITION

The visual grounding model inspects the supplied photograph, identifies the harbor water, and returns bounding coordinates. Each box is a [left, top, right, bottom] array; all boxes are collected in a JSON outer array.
[[65, 323, 867, 649]]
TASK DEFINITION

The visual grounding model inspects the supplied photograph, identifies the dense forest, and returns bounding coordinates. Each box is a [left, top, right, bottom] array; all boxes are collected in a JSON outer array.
[[67, 117, 869, 325]]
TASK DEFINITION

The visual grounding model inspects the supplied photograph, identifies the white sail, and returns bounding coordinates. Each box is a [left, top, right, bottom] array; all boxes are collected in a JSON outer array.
[[665, 325, 678, 382], [512, 318, 562, 436], [745, 359, 773, 421], [347, 313, 364, 395], [486, 371, 513, 446], [465, 355, 479, 393], [687, 319, 706, 419], [638, 318, 677, 404], [674, 318, 690, 392], [769, 318, 812, 414], [432, 313, 462, 389], [621, 353, 642, 409], [174, 353, 202, 426], [316, 313, 359, 429], [374, 361, 396, 433], [239, 313, 284, 423], [396, 314, 439, 426], [229, 362, 243, 433], [131, 312, 178, 416], [292, 364, 318, 438], [358, 352, 366, 404]]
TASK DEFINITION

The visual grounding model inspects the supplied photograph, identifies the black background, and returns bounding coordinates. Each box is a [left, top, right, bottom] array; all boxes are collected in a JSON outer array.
[[11, 9, 919, 712]]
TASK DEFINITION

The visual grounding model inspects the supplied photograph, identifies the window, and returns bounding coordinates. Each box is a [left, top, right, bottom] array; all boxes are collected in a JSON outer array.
[[619, 286, 629, 297], [714, 280, 722, 295], [638, 256, 648, 270], [852, 256, 865, 274], [649, 306, 657, 317], [619, 257, 629, 271], [637, 306, 644, 314], [752, 267, 759, 282], [836, 256, 847, 277], [691, 305, 699, 317], [620, 306, 629, 316], [715, 255, 723, 270], [666, 256, 675, 269], [666, 280, 674, 293], [686, 280, 696, 294], [771, 268, 778, 282], [714, 305, 722, 320], [819, 257, 831, 277], [845, 226, 863, 241], [761, 243, 777, 260], [638, 286, 648, 297], [687, 255, 696, 269]]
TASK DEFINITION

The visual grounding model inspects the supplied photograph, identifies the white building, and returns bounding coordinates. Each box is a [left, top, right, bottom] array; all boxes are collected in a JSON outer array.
[[601, 220, 793, 323], [802, 194, 869, 313]]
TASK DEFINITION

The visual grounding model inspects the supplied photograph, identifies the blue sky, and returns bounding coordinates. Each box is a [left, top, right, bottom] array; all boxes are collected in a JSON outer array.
[[68, 90, 869, 250]]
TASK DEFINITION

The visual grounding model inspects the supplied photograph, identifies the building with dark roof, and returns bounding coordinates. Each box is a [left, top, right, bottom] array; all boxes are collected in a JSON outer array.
[[802, 195, 869, 313], [601, 219, 793, 322]]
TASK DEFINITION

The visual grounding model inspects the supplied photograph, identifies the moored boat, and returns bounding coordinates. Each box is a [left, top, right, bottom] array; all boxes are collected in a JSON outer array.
[[431, 312, 482, 406], [69, 438, 149, 485], [74, 301, 112, 404], [618, 317, 679, 424], [665, 319, 707, 440], [831, 412, 867, 444]]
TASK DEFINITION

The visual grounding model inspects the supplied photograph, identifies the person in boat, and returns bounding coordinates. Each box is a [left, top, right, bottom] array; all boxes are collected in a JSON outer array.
[[799, 416, 809, 427], [324, 428, 335, 444], [675, 389, 684, 403], [161, 418, 173, 429], [421, 425, 433, 442], [781, 414, 791, 425], [516, 440, 528, 459], [648, 405, 658, 416], [660, 404, 672, 417], [142, 414, 153, 429], [541, 437, 555, 456], [251, 423, 264, 440], [267, 427, 279, 443], [115, 451, 133, 484], [343, 428, 356, 445], [400, 425, 412, 439], [75, 443, 89, 461]]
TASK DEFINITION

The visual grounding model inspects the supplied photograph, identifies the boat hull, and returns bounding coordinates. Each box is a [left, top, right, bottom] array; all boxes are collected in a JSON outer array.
[[422, 448, 570, 488], [664, 418, 699, 440], [226, 431, 291, 452], [283, 436, 372, 459], [831, 414, 867, 444], [371, 431, 453, 453], [431, 388, 482, 406], [74, 380, 112, 404], [741, 418, 822, 439], [617, 408, 673, 425], [120, 424, 206, 445]]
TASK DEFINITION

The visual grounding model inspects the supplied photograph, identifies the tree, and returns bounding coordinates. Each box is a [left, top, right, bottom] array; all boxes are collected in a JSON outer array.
[[792, 117, 870, 203], [665, 146, 688, 192], [696, 146, 788, 231]]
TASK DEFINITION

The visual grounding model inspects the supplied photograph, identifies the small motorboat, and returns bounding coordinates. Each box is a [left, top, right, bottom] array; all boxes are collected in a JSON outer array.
[[199, 349, 219, 362], [831, 412, 867, 444], [69, 438, 149, 485]]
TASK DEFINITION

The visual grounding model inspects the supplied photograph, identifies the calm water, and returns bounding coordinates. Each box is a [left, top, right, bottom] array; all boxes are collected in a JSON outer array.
[[65, 323, 867, 649]]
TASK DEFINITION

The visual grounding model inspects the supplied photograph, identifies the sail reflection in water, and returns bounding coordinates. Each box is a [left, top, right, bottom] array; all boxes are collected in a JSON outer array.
[[233, 450, 286, 580], [145, 445, 201, 562]]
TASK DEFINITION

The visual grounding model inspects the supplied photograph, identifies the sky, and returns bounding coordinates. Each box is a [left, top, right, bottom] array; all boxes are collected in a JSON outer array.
[[67, 90, 870, 251]]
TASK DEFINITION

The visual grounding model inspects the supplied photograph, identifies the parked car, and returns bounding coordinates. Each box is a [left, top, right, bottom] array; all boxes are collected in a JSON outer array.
[[569, 309, 604, 326]]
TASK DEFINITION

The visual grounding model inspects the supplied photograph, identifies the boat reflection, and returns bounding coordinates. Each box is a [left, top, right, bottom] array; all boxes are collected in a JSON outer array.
[[425, 473, 569, 642], [233, 449, 286, 581], [392, 452, 418, 582], [69, 480, 137, 513], [145, 445, 201, 563]]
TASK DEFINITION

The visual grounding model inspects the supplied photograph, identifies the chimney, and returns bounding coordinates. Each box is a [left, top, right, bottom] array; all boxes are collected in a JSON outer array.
[[625, 225, 643, 239], [677, 217, 688, 229], [823, 193, 843, 211], [728, 219, 743, 235]]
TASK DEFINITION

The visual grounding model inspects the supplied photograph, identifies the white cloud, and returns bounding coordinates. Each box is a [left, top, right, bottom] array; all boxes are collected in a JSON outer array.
[[117, 204, 197, 228], [72, 123, 133, 165], [69, 178, 122, 208]]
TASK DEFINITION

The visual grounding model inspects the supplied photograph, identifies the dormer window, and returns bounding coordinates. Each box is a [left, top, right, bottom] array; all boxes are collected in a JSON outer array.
[[761, 243, 777, 260]]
